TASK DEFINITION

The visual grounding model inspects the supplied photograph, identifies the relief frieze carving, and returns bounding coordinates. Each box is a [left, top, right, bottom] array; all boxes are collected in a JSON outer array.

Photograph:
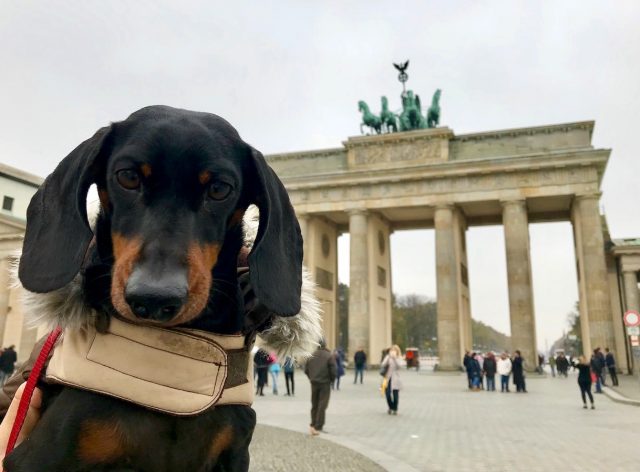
[[348, 137, 446, 169], [287, 166, 596, 207]]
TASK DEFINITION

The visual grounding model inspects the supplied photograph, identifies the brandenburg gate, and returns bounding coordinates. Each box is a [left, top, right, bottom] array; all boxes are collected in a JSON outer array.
[[266, 121, 626, 370]]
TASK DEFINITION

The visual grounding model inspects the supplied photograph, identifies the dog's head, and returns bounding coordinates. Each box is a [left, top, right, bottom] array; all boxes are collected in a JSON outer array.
[[19, 106, 302, 327]]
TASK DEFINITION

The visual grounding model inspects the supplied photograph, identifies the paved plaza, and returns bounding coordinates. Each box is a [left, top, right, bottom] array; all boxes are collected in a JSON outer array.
[[251, 369, 640, 472]]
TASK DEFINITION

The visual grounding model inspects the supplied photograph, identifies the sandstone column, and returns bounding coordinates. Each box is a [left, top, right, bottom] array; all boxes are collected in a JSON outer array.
[[572, 194, 616, 355], [623, 271, 640, 313], [435, 205, 462, 370], [348, 210, 370, 358], [502, 199, 537, 371]]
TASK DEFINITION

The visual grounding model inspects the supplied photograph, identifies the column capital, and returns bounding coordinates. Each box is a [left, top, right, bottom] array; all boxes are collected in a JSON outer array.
[[434, 202, 455, 211], [346, 208, 368, 217], [574, 192, 602, 202], [499, 198, 527, 208]]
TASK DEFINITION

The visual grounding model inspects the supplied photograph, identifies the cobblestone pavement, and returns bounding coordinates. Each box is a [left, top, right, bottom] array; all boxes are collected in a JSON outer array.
[[248, 424, 384, 472], [609, 372, 640, 401], [252, 370, 640, 471]]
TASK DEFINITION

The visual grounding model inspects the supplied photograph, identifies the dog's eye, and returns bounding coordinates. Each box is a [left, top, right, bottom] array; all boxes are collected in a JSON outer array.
[[116, 169, 141, 190], [208, 181, 232, 200]]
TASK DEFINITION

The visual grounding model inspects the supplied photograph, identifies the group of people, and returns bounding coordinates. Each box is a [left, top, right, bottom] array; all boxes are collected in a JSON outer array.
[[463, 350, 527, 393], [549, 352, 571, 377], [253, 349, 296, 397]]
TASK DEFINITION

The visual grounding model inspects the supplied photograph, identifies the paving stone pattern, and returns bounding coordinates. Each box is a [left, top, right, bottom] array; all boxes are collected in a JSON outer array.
[[252, 370, 640, 471], [249, 424, 384, 472]]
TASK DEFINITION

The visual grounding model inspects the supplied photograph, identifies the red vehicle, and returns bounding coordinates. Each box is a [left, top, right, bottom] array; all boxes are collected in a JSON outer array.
[[405, 347, 420, 370]]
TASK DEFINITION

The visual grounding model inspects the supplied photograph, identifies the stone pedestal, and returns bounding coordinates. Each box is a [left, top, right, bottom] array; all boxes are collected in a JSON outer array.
[[572, 194, 615, 355], [502, 200, 537, 371]]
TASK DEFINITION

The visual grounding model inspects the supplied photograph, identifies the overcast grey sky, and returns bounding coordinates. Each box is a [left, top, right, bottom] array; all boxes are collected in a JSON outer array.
[[2, 1, 639, 350]]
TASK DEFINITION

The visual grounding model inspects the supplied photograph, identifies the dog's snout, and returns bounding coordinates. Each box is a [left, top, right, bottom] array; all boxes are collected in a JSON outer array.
[[125, 268, 188, 322]]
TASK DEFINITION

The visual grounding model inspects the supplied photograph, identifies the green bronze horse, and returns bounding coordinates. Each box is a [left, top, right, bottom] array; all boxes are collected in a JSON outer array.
[[358, 100, 382, 135], [399, 90, 426, 131], [379, 96, 397, 133], [426, 89, 441, 128]]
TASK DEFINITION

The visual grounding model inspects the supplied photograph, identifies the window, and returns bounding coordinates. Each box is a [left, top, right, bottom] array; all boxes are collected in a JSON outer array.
[[2, 196, 13, 212]]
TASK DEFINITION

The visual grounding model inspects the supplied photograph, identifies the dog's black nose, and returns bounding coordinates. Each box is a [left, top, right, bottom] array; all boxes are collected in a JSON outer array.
[[125, 269, 188, 322]]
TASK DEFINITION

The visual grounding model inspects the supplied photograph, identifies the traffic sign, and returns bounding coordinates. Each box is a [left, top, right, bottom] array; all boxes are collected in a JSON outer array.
[[623, 310, 640, 327], [626, 326, 640, 336], [630, 335, 640, 347]]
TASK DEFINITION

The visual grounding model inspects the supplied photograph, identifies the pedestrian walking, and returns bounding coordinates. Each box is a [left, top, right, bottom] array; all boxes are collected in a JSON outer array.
[[284, 356, 295, 396], [557, 353, 569, 377], [549, 354, 556, 377], [590, 349, 604, 393], [304, 339, 337, 435], [537, 354, 545, 374], [497, 353, 512, 392], [269, 355, 281, 395], [572, 355, 595, 409], [595, 347, 607, 386], [254, 349, 270, 396], [381, 345, 403, 414], [483, 352, 497, 391], [605, 347, 618, 387], [353, 347, 367, 384], [332, 349, 345, 390], [512, 351, 527, 393]]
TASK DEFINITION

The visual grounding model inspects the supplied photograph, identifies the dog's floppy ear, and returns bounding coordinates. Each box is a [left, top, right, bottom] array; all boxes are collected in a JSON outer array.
[[19, 126, 112, 293], [247, 147, 303, 316]]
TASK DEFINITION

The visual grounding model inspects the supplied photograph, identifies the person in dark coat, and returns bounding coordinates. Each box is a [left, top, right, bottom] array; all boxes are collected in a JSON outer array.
[[556, 354, 569, 377], [512, 350, 527, 393], [483, 352, 497, 391], [254, 348, 271, 396], [468, 353, 482, 391], [590, 349, 603, 393], [595, 347, 607, 386], [353, 348, 367, 384], [283, 356, 296, 396], [0, 346, 17, 387], [605, 347, 618, 386], [332, 349, 345, 390], [304, 339, 337, 435], [463, 351, 473, 389], [572, 355, 595, 409]]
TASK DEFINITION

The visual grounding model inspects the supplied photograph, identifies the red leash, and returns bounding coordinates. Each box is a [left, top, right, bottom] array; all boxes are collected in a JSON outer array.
[[4, 327, 62, 458]]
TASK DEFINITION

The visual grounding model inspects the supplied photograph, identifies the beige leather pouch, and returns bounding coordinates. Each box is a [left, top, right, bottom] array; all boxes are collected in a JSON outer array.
[[46, 317, 253, 416]]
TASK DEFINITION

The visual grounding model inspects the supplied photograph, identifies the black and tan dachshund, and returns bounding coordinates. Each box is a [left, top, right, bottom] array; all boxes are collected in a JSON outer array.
[[6, 106, 303, 471]]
